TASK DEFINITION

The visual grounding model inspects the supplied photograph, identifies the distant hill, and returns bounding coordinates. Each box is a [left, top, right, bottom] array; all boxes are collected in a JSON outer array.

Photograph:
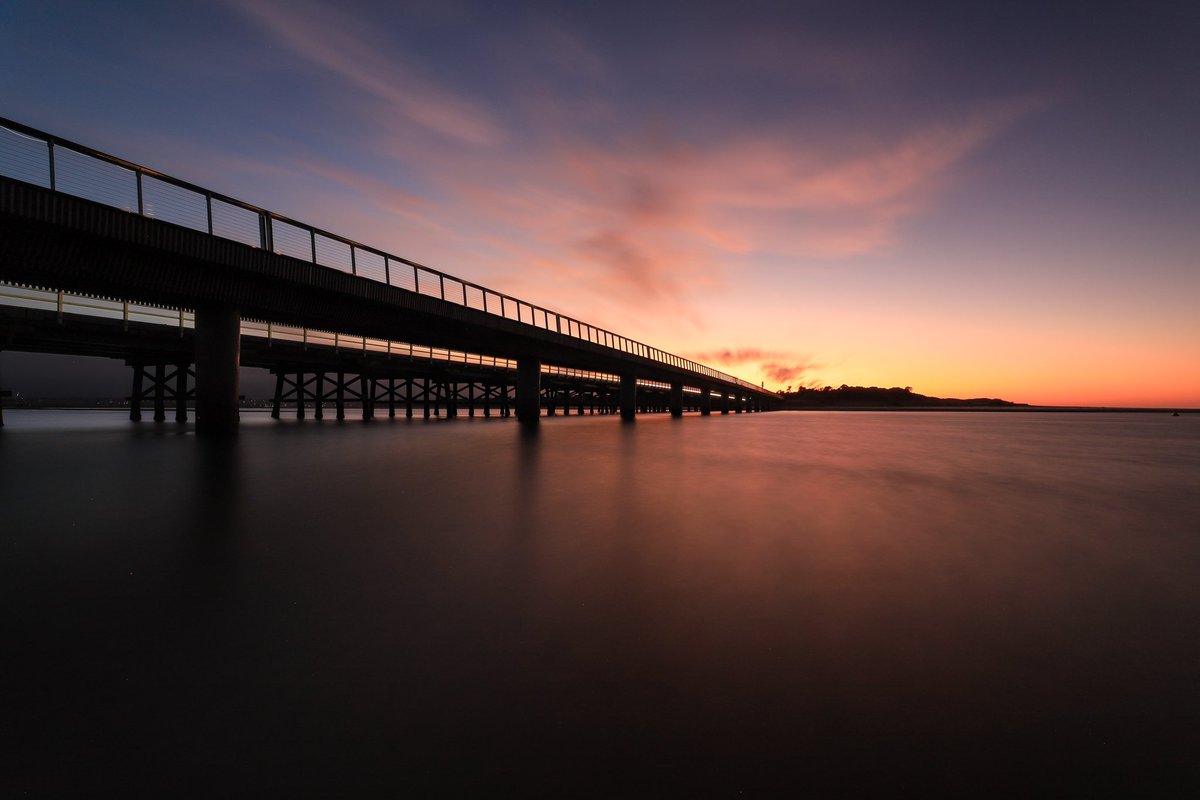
[[780, 385, 1024, 409]]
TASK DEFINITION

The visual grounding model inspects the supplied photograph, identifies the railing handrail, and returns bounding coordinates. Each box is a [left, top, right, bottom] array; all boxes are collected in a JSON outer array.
[[0, 116, 767, 395]]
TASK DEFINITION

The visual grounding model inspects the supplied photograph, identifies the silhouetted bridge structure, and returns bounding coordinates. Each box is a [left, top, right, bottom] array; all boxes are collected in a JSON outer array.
[[0, 117, 779, 432]]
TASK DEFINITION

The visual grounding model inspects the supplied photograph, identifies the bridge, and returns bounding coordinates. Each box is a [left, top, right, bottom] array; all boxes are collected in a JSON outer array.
[[0, 117, 780, 433]]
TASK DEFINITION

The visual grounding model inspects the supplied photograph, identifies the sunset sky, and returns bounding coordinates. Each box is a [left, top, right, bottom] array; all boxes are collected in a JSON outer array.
[[2, 0, 1197, 406]]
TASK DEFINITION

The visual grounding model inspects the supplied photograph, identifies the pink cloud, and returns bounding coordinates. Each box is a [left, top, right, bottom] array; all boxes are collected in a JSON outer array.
[[226, 4, 1047, 333]]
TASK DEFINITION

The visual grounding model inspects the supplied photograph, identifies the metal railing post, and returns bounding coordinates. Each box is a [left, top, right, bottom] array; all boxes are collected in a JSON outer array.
[[260, 212, 273, 251]]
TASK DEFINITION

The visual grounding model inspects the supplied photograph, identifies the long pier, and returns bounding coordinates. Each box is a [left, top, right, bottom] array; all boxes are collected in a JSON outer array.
[[0, 117, 778, 432]]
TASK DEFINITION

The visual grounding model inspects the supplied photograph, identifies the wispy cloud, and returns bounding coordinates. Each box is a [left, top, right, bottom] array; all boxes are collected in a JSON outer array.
[[232, 0, 504, 146], [227, 3, 1046, 329], [686, 348, 822, 389]]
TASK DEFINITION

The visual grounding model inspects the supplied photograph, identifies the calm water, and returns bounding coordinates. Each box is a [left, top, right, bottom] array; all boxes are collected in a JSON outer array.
[[3, 410, 1198, 796]]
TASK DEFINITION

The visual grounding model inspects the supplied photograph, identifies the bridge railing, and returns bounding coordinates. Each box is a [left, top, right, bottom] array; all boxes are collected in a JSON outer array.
[[0, 118, 765, 395], [0, 283, 718, 397]]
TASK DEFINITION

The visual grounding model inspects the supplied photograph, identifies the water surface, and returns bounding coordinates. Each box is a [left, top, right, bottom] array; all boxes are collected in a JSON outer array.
[[3, 410, 1198, 796]]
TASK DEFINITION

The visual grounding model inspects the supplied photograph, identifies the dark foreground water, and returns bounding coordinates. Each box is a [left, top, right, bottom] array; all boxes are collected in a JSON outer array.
[[2, 410, 1198, 797]]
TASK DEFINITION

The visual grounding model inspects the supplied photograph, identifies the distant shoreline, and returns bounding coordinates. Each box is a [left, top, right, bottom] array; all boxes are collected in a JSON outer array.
[[776, 385, 1194, 413], [781, 405, 1196, 413]]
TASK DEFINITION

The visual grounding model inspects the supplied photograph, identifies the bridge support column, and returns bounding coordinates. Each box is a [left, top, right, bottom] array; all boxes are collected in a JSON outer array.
[[516, 358, 541, 424], [620, 374, 637, 421], [405, 378, 414, 418], [669, 382, 684, 417], [153, 364, 167, 422], [314, 372, 325, 420], [270, 372, 282, 419], [174, 363, 188, 423], [194, 304, 240, 436], [735, 394, 743, 413], [130, 363, 145, 421], [700, 388, 712, 416]]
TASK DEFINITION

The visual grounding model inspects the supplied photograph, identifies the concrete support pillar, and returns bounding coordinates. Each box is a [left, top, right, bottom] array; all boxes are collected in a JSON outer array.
[[361, 375, 372, 420], [516, 358, 541, 424], [153, 364, 166, 422], [700, 388, 712, 416], [389, 378, 397, 418], [735, 394, 743, 413], [194, 304, 240, 436], [337, 372, 346, 420], [175, 363, 188, 423], [271, 373, 283, 419], [669, 382, 684, 417], [314, 372, 325, 420], [130, 363, 144, 422], [620, 374, 637, 421], [405, 378, 414, 418], [296, 372, 306, 420]]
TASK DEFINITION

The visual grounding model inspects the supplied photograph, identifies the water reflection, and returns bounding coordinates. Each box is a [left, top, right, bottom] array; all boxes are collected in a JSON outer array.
[[2, 410, 1198, 795]]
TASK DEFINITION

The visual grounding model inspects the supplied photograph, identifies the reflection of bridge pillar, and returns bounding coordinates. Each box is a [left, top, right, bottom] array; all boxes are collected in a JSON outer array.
[[194, 304, 240, 435], [620, 374, 637, 420], [669, 382, 684, 417], [516, 358, 541, 424], [700, 388, 712, 416]]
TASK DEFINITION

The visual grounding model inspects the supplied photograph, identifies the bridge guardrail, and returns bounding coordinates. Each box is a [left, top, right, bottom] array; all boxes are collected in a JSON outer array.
[[0, 117, 765, 395], [0, 284, 702, 394]]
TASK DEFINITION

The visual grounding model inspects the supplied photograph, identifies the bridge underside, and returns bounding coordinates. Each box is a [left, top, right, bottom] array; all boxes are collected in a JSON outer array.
[[0, 305, 762, 426]]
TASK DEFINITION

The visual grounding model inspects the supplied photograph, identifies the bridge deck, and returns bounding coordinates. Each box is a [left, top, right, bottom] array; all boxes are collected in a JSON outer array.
[[0, 117, 777, 430]]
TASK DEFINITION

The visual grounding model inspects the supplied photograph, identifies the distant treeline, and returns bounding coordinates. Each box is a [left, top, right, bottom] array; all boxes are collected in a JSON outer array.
[[780, 385, 1023, 408]]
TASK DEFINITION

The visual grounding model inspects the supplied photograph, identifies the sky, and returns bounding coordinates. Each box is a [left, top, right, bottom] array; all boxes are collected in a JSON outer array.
[[1, 0, 1198, 406]]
